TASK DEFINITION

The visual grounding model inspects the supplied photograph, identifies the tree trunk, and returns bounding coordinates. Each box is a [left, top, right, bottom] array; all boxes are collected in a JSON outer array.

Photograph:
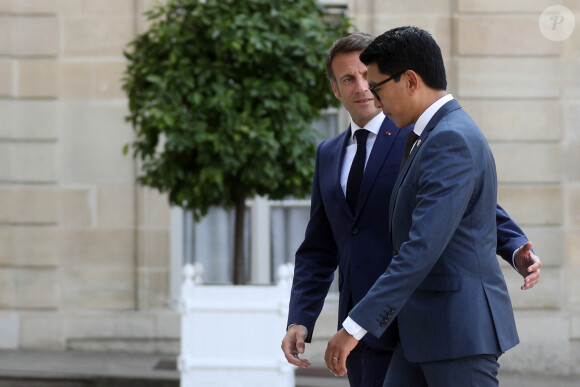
[[233, 195, 247, 285]]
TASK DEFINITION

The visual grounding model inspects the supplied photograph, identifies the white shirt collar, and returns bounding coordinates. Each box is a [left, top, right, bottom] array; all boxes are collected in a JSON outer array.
[[349, 112, 385, 142], [413, 94, 454, 137]]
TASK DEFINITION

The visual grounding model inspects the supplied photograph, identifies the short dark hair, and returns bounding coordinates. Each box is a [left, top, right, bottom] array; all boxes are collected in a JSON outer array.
[[325, 32, 375, 84], [359, 26, 447, 90]]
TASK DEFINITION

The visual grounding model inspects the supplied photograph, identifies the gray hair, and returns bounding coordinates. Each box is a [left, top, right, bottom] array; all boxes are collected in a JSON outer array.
[[325, 32, 375, 84]]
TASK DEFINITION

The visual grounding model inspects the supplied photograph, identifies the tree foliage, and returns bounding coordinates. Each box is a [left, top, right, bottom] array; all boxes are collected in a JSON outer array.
[[123, 0, 349, 283], [123, 0, 349, 217]]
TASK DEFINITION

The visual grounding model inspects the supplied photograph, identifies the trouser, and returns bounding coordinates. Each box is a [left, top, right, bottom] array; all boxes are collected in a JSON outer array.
[[346, 340, 393, 387], [383, 343, 500, 387]]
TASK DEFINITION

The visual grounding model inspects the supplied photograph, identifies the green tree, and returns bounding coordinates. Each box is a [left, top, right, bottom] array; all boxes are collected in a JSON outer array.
[[123, 0, 349, 284]]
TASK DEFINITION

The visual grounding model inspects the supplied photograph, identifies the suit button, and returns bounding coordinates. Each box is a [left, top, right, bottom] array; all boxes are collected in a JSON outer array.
[[352, 227, 360, 235], [380, 321, 387, 327]]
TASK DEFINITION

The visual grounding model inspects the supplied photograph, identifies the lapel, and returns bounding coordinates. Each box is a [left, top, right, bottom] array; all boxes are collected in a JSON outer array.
[[353, 118, 401, 222], [388, 99, 462, 242], [333, 127, 352, 217]]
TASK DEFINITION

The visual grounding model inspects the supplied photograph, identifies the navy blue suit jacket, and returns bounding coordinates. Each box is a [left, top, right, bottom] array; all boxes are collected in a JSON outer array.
[[350, 100, 521, 361], [288, 113, 527, 351]]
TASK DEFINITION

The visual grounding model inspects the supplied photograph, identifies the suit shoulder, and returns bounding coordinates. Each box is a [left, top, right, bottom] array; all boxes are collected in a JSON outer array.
[[437, 110, 485, 141], [446, 107, 477, 125], [318, 130, 347, 152]]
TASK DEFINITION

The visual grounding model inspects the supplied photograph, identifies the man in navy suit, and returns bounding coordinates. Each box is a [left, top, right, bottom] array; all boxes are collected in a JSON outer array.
[[283, 32, 541, 387]]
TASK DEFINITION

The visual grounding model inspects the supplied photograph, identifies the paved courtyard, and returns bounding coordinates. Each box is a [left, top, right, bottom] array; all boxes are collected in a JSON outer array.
[[295, 367, 579, 387], [0, 350, 577, 386]]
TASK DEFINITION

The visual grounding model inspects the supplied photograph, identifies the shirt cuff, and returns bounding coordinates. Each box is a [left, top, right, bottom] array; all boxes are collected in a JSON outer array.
[[287, 324, 308, 336], [342, 317, 367, 340], [512, 245, 523, 268]]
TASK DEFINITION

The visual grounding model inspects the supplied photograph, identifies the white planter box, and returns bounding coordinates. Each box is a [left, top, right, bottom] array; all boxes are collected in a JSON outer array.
[[179, 263, 295, 387]]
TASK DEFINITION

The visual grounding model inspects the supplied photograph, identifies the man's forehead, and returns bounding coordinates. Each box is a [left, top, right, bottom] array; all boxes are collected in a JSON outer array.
[[332, 51, 363, 64], [332, 52, 366, 73]]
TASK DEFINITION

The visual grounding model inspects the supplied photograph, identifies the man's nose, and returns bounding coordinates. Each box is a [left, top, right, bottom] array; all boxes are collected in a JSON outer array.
[[355, 78, 369, 92]]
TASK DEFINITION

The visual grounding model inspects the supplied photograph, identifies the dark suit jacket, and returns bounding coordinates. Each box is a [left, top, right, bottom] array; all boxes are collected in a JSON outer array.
[[349, 100, 520, 362], [288, 113, 526, 351]]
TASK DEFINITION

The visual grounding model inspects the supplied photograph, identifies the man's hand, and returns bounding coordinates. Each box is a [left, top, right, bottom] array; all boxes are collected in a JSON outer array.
[[514, 241, 542, 290], [324, 328, 358, 377], [281, 324, 311, 368]]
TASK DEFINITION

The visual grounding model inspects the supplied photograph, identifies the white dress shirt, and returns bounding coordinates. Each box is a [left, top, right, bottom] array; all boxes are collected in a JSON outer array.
[[413, 94, 454, 139], [340, 113, 385, 196]]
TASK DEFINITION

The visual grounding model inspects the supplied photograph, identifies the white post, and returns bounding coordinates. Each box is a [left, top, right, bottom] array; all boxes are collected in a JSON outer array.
[[170, 206, 184, 308], [251, 196, 271, 284]]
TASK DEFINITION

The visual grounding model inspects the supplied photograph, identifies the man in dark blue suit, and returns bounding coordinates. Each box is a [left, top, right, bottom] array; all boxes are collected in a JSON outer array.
[[283, 32, 541, 387]]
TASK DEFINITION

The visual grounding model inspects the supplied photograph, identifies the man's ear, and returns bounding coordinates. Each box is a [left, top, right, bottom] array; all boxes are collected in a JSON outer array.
[[405, 70, 420, 94], [330, 81, 341, 100]]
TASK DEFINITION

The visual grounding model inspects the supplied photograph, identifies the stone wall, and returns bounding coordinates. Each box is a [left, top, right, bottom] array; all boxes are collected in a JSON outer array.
[[0, 0, 178, 354], [457, 0, 579, 376]]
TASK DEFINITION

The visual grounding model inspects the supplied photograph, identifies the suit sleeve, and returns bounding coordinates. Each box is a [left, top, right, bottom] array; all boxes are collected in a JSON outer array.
[[495, 204, 529, 267], [287, 141, 338, 342], [349, 128, 477, 340]]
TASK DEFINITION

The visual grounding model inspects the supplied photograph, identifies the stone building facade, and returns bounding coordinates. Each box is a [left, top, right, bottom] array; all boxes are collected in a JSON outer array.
[[0, 0, 578, 378], [0, 0, 179, 353]]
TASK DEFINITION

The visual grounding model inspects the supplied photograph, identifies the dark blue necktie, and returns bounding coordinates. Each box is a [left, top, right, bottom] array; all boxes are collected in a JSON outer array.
[[346, 129, 369, 213]]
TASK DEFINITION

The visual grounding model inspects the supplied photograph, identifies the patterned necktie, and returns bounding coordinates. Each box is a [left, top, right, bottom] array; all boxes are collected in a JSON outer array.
[[400, 131, 419, 171], [346, 129, 370, 213]]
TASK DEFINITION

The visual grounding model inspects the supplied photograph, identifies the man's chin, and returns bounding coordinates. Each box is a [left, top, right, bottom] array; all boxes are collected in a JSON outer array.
[[394, 120, 412, 129], [353, 111, 381, 124], [386, 114, 409, 128], [391, 118, 405, 128]]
